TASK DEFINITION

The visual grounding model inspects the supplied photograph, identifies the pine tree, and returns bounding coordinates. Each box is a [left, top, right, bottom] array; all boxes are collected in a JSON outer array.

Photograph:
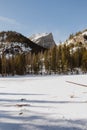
[[82, 50, 87, 72], [74, 47, 83, 68], [25, 52, 32, 74], [32, 53, 39, 74], [51, 46, 57, 73], [15, 54, 26, 75], [61, 44, 71, 74], [57, 44, 62, 73], [6, 58, 10, 76], [44, 49, 52, 74], [69, 53, 74, 74], [10, 56, 15, 76], [44, 51, 49, 74], [1, 55, 7, 76], [38, 52, 44, 75]]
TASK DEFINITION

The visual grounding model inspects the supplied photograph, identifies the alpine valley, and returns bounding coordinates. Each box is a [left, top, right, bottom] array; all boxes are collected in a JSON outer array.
[[0, 29, 87, 76]]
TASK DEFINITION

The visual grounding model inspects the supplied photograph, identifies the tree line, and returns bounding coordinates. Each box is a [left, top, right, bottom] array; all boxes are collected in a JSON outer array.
[[0, 43, 87, 76]]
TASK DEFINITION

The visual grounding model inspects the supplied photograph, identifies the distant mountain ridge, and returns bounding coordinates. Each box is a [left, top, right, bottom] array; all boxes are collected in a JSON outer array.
[[0, 31, 46, 55], [0, 29, 87, 56], [29, 32, 56, 49], [0, 29, 87, 76]]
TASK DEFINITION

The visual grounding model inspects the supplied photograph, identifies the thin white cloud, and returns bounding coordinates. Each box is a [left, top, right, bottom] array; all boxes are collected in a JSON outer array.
[[0, 16, 20, 26]]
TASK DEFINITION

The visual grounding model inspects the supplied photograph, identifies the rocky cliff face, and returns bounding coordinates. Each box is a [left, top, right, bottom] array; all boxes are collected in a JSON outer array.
[[29, 33, 56, 49]]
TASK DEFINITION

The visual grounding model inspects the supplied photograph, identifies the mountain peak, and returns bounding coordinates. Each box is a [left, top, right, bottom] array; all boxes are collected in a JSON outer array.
[[29, 32, 56, 49]]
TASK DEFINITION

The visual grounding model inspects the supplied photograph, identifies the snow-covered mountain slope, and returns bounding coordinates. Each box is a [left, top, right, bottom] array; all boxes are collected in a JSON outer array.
[[63, 29, 87, 53], [66, 29, 87, 46], [0, 42, 32, 55], [0, 74, 87, 130], [0, 31, 46, 55], [29, 32, 56, 49]]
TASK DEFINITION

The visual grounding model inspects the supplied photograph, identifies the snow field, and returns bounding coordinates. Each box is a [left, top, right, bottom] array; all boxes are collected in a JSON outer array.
[[0, 75, 87, 130]]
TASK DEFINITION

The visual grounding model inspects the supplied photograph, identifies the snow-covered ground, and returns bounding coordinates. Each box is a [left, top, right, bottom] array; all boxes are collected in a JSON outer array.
[[0, 74, 87, 130]]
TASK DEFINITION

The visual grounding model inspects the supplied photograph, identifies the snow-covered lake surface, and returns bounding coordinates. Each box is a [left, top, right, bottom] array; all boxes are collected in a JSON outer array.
[[0, 74, 87, 130]]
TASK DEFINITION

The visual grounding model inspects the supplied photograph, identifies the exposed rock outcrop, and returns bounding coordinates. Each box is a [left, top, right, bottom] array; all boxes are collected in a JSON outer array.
[[29, 33, 56, 49], [66, 29, 87, 46]]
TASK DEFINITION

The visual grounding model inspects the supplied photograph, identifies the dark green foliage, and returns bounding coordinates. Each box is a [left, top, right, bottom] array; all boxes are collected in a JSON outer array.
[[15, 54, 26, 75], [44, 51, 50, 74], [32, 53, 39, 74], [1, 55, 7, 76], [51, 46, 57, 73]]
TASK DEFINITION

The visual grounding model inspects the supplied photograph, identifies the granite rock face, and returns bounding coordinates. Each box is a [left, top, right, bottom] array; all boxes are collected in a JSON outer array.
[[29, 33, 56, 49]]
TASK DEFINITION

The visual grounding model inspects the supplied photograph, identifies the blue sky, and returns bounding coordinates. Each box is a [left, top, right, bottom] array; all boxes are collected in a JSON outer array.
[[0, 0, 87, 43]]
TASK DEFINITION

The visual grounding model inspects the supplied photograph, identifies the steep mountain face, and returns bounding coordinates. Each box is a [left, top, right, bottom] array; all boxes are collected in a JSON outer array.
[[0, 31, 46, 55], [29, 33, 56, 49]]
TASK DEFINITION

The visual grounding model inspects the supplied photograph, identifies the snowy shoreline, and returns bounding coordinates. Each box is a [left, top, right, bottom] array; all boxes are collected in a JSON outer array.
[[0, 72, 87, 78]]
